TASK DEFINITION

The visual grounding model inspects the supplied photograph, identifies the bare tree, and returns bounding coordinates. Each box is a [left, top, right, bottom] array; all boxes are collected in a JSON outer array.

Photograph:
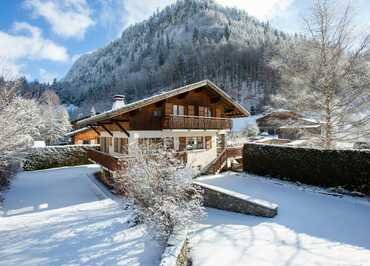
[[272, 0, 370, 148], [115, 143, 204, 240]]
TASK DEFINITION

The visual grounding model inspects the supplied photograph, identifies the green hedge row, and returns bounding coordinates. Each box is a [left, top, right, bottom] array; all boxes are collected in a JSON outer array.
[[243, 143, 370, 195], [23, 145, 98, 171]]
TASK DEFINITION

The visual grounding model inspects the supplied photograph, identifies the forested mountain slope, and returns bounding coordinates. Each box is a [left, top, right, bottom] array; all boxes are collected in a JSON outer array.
[[60, 0, 292, 116]]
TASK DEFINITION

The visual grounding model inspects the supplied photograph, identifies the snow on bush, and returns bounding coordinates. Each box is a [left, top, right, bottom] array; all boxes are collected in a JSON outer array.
[[38, 90, 71, 145], [0, 78, 44, 184], [115, 144, 205, 240]]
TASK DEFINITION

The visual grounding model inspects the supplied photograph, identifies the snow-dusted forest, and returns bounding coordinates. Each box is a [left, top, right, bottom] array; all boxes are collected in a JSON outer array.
[[59, 0, 293, 116]]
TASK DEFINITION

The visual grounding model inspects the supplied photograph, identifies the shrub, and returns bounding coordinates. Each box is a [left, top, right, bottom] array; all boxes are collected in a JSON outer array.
[[116, 144, 204, 240]]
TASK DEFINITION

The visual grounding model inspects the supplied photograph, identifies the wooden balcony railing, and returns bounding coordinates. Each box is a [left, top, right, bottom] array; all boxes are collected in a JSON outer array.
[[86, 148, 126, 171], [163, 115, 232, 130]]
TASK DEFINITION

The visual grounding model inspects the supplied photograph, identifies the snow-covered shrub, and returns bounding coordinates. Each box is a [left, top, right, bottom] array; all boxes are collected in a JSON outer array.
[[39, 90, 71, 145], [115, 143, 204, 240], [0, 78, 44, 185]]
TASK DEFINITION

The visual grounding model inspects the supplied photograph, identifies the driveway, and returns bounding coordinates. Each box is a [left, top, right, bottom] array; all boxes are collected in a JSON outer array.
[[0, 165, 161, 266]]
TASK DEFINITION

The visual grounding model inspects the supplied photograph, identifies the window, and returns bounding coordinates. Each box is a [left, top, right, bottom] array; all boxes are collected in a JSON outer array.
[[114, 138, 128, 154], [204, 107, 212, 117], [100, 137, 111, 153], [187, 136, 204, 150], [173, 104, 184, 116], [138, 138, 163, 146], [153, 108, 162, 117]]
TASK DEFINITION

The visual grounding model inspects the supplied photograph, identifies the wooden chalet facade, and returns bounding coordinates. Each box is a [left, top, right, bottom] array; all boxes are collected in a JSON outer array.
[[73, 80, 249, 180]]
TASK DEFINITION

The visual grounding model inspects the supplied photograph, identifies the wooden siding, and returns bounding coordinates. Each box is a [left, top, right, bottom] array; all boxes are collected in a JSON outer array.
[[163, 115, 232, 130], [72, 128, 99, 144]]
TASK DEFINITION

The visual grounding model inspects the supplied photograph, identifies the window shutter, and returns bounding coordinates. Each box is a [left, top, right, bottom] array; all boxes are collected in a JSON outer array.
[[215, 108, 221, 117], [188, 105, 195, 116], [114, 138, 118, 153], [205, 136, 212, 149], [198, 106, 205, 117], [120, 138, 128, 154], [179, 137, 187, 151], [165, 103, 173, 115]]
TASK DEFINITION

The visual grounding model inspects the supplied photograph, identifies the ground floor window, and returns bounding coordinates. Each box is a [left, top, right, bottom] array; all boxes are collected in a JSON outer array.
[[114, 138, 128, 154], [100, 137, 112, 153], [187, 136, 204, 150], [138, 138, 163, 146]]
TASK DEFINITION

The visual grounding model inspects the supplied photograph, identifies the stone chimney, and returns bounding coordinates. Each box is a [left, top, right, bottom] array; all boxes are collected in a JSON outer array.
[[112, 95, 126, 110]]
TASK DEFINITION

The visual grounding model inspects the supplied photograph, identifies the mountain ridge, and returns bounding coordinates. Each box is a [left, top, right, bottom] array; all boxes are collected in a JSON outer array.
[[59, 0, 292, 117]]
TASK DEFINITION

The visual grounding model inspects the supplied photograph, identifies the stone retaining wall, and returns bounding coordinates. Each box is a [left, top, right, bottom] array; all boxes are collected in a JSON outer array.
[[194, 181, 278, 218], [159, 230, 189, 266], [23, 145, 99, 171], [243, 143, 370, 195]]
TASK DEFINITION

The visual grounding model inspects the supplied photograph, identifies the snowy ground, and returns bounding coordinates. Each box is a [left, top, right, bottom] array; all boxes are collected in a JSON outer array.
[[0, 165, 162, 266], [191, 172, 370, 266]]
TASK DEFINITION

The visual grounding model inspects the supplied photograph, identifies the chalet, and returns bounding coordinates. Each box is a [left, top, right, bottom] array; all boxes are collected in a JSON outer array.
[[67, 115, 100, 145], [73, 80, 249, 183], [256, 110, 321, 140]]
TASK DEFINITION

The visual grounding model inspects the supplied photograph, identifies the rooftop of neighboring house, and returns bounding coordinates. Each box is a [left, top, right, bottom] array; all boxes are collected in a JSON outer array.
[[256, 110, 320, 128]]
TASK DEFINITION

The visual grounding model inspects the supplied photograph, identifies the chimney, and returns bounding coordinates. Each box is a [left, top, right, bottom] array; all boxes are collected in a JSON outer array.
[[112, 95, 126, 110]]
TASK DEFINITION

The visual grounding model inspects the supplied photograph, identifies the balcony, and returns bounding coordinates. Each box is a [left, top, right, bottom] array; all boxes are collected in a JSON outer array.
[[163, 115, 232, 130], [86, 148, 126, 172]]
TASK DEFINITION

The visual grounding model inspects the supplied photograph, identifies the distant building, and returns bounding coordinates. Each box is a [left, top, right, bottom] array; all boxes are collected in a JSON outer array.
[[256, 111, 321, 140]]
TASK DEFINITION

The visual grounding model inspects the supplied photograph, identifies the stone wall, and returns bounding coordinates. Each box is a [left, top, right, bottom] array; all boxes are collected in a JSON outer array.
[[159, 230, 189, 266], [23, 145, 98, 171], [243, 143, 370, 195], [194, 181, 278, 218]]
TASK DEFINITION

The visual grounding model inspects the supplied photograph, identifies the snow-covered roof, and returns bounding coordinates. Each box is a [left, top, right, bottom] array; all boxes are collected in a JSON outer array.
[[65, 127, 91, 136], [279, 124, 321, 129], [75, 80, 250, 127]]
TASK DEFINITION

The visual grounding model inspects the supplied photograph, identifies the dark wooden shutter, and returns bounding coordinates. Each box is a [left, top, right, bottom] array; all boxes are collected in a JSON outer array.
[[114, 138, 118, 153], [179, 137, 187, 151], [198, 106, 205, 117], [215, 108, 221, 117], [188, 105, 195, 116], [120, 138, 128, 154], [165, 103, 173, 115], [205, 136, 212, 149]]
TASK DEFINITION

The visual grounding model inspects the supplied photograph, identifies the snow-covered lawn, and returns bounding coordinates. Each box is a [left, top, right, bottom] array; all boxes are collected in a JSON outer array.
[[0, 165, 162, 266], [191, 172, 370, 266]]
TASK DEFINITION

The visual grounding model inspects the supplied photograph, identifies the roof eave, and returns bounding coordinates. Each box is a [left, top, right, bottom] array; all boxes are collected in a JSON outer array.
[[75, 80, 249, 127]]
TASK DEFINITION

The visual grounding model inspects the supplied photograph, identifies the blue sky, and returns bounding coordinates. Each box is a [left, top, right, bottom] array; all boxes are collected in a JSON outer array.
[[0, 0, 369, 83]]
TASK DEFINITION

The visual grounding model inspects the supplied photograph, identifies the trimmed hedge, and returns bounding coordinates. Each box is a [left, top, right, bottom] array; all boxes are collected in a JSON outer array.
[[23, 145, 98, 171], [243, 143, 370, 195]]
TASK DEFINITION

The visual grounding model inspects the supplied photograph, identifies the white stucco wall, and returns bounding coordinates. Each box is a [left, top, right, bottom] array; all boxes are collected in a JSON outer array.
[[100, 129, 228, 171]]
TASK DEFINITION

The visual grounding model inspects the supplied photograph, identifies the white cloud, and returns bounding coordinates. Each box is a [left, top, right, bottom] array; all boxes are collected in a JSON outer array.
[[0, 22, 68, 79], [0, 22, 69, 62], [25, 0, 94, 39], [216, 0, 294, 21]]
